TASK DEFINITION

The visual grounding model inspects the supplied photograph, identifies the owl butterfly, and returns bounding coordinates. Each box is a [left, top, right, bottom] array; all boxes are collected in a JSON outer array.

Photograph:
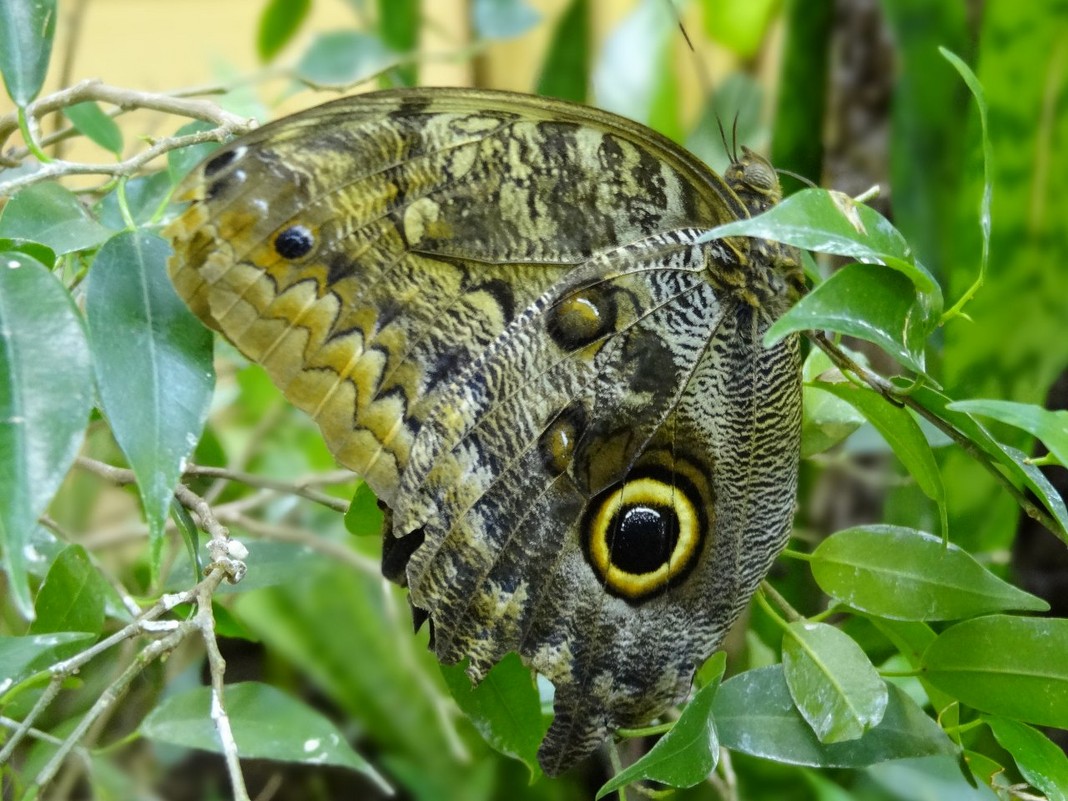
[[166, 88, 803, 775]]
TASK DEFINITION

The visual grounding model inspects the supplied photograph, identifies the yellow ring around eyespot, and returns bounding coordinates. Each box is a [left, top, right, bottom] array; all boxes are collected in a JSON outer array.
[[588, 477, 702, 599]]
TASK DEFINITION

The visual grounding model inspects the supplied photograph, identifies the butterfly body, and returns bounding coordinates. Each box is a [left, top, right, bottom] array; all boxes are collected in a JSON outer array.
[[167, 88, 802, 774]]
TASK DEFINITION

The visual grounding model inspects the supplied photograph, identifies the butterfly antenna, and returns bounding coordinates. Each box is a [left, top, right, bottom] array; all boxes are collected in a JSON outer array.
[[776, 168, 818, 189], [662, 0, 713, 104], [730, 113, 741, 163], [716, 117, 733, 162]]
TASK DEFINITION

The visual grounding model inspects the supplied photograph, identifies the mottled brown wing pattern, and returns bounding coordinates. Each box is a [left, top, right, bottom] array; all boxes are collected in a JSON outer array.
[[166, 87, 803, 775]]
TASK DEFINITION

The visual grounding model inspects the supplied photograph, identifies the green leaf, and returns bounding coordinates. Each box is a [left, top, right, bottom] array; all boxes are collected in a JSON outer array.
[[0, 183, 113, 255], [713, 665, 955, 767], [0, 0, 57, 105], [29, 545, 107, 635], [96, 171, 173, 229], [907, 384, 1068, 544], [782, 622, 888, 743], [867, 756, 1000, 801], [344, 481, 383, 537], [801, 350, 866, 457], [770, 263, 930, 372], [985, 716, 1068, 801], [86, 231, 214, 558], [63, 101, 123, 155], [535, 0, 589, 103], [257, 0, 310, 62], [810, 525, 1049, 620], [295, 31, 398, 88], [922, 615, 1068, 729], [472, 0, 540, 39], [0, 632, 95, 693], [597, 653, 725, 798], [816, 383, 945, 518], [0, 253, 93, 617], [700, 0, 779, 58], [141, 681, 389, 791], [233, 566, 483, 795], [702, 188, 942, 309], [947, 399, 1068, 468], [167, 121, 220, 185], [441, 653, 546, 779]]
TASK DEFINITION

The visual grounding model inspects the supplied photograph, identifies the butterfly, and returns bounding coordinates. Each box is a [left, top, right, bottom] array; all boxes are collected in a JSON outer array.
[[165, 87, 804, 775]]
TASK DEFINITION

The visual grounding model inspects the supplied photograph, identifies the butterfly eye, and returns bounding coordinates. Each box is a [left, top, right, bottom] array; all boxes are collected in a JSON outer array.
[[744, 161, 776, 192], [273, 225, 315, 260], [582, 472, 707, 602], [546, 287, 617, 350]]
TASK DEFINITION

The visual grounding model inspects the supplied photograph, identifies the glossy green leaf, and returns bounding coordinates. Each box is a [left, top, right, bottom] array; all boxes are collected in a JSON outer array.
[[29, 545, 107, 635], [167, 121, 220, 185], [700, 0, 779, 58], [0, 183, 113, 255], [597, 653, 725, 798], [907, 384, 1068, 544], [769, 263, 929, 372], [985, 717, 1068, 801], [810, 526, 1048, 620], [86, 231, 214, 557], [816, 383, 944, 514], [441, 653, 546, 779], [922, 616, 1068, 728], [535, 0, 589, 103], [0, 253, 93, 617], [344, 481, 384, 537], [472, 0, 540, 39], [713, 665, 955, 767], [257, 0, 310, 62], [704, 188, 938, 294], [783, 622, 888, 743], [0, 632, 95, 694], [948, 399, 1068, 468], [141, 681, 389, 790], [296, 31, 398, 88], [63, 101, 123, 155], [0, 0, 57, 105]]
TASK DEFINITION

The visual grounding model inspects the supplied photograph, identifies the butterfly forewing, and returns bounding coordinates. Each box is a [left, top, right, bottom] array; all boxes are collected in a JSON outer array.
[[166, 87, 802, 776]]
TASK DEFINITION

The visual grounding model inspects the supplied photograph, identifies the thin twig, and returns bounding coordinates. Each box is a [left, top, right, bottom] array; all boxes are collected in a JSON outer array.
[[809, 333, 1061, 536], [187, 463, 352, 513], [223, 513, 379, 578]]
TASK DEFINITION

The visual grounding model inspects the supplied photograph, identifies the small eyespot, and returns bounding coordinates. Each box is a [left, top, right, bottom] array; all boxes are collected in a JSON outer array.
[[546, 286, 617, 350], [274, 225, 315, 260], [204, 146, 245, 177]]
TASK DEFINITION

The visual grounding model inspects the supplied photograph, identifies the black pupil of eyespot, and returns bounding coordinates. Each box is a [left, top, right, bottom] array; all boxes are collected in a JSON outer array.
[[608, 505, 679, 574], [274, 226, 314, 259], [204, 149, 236, 177]]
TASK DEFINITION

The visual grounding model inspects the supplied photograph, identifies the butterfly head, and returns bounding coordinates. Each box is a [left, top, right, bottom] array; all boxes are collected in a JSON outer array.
[[724, 146, 782, 216]]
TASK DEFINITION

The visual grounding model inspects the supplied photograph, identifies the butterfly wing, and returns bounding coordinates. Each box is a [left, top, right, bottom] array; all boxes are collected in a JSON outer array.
[[167, 88, 746, 502], [166, 87, 801, 775], [389, 228, 800, 772]]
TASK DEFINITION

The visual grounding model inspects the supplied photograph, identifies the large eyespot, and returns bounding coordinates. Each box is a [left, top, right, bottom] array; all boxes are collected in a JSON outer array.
[[546, 286, 617, 350], [582, 466, 709, 602], [274, 225, 315, 260]]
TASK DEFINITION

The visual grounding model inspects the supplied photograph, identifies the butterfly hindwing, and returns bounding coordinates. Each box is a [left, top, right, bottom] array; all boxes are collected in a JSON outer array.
[[166, 87, 802, 775]]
